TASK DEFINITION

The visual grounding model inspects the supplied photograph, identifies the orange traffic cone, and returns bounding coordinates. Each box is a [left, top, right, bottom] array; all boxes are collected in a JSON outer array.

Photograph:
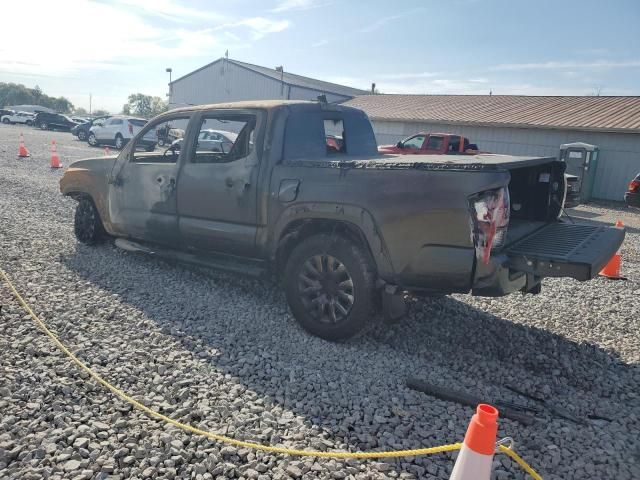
[[450, 404, 498, 480], [599, 220, 624, 279], [104, 146, 110, 156], [18, 133, 30, 157], [50, 140, 61, 168]]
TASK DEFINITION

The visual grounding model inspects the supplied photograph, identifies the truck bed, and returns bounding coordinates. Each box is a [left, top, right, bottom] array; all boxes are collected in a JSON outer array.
[[285, 153, 557, 172]]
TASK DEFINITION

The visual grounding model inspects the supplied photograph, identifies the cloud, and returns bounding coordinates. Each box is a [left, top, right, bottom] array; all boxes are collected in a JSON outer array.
[[312, 39, 329, 47], [357, 8, 424, 33], [491, 60, 640, 71], [377, 72, 440, 80], [112, 0, 226, 22], [0, 1, 288, 77], [271, 0, 329, 12], [234, 17, 291, 40]]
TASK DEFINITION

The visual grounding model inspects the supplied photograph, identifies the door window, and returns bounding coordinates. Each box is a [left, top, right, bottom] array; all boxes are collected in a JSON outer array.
[[425, 136, 444, 150], [190, 115, 254, 164], [130, 116, 191, 162], [403, 135, 425, 149]]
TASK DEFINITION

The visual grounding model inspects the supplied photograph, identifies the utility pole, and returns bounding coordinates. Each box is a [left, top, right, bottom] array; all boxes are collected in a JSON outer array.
[[166, 68, 173, 98], [89, 93, 92, 115]]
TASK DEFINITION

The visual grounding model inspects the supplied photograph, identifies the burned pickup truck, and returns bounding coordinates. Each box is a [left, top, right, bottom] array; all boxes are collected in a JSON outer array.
[[60, 100, 624, 341]]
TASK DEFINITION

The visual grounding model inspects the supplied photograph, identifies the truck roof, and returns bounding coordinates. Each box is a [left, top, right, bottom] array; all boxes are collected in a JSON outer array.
[[169, 100, 323, 114]]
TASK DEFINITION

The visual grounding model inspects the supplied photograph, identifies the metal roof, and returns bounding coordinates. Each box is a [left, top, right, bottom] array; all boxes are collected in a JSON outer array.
[[345, 95, 640, 133], [171, 58, 369, 98]]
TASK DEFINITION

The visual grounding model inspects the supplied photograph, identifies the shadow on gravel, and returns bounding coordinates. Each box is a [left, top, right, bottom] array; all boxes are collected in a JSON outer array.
[[62, 244, 639, 474]]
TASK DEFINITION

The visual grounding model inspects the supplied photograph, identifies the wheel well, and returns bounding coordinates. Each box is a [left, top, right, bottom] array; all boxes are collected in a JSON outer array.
[[275, 219, 376, 276]]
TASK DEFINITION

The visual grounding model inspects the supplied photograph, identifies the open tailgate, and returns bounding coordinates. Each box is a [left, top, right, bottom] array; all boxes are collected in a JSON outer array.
[[505, 222, 624, 281]]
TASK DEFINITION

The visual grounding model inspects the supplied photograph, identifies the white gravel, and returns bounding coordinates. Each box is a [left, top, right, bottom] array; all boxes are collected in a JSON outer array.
[[1, 124, 639, 480]]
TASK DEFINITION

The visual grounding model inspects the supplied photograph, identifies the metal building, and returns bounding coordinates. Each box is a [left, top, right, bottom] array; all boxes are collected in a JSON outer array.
[[169, 57, 368, 108], [346, 95, 640, 201]]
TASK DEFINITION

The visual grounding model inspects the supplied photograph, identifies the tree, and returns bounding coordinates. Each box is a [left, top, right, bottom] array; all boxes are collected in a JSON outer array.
[[0, 82, 74, 112], [122, 93, 168, 118], [74, 107, 88, 115], [92, 109, 109, 117]]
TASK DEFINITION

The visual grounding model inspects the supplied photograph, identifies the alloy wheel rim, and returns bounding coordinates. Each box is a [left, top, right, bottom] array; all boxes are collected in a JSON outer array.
[[297, 254, 355, 324]]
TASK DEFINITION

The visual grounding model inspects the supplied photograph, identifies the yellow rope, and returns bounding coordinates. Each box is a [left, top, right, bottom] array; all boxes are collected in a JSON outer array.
[[0, 268, 542, 475]]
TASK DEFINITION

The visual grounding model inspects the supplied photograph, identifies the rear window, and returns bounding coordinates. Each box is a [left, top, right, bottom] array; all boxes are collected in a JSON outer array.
[[128, 119, 147, 127]]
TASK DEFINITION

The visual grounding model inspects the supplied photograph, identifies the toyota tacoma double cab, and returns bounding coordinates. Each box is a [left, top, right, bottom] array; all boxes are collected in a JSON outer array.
[[60, 100, 625, 341]]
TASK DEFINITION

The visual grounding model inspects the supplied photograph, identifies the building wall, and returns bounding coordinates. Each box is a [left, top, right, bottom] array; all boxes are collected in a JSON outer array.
[[170, 61, 351, 108], [371, 120, 640, 201]]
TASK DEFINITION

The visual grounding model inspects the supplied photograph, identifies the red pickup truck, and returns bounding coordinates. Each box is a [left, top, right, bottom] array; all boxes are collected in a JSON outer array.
[[378, 132, 479, 155]]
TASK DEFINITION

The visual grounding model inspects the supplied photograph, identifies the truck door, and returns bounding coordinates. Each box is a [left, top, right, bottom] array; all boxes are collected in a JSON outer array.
[[176, 109, 264, 257], [400, 134, 426, 154], [107, 114, 193, 246], [423, 134, 445, 154]]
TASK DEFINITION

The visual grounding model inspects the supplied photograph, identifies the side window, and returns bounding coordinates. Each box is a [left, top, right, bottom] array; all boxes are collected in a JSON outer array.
[[131, 116, 190, 163], [448, 135, 461, 153], [324, 119, 346, 154], [190, 114, 255, 164], [111, 119, 123, 125], [403, 135, 425, 149], [425, 135, 444, 150]]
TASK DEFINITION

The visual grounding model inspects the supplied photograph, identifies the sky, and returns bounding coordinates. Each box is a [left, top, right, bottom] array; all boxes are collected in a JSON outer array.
[[1, 0, 639, 113]]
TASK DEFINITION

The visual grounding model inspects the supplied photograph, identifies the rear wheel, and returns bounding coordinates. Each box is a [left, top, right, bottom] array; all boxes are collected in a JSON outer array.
[[39, 121, 48, 130], [77, 130, 87, 141], [74, 197, 105, 245], [26, 120, 33, 126], [115, 134, 124, 149], [284, 234, 377, 341], [88, 132, 98, 146]]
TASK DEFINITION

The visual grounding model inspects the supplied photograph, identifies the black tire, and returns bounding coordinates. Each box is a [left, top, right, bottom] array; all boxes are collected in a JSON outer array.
[[284, 234, 377, 341], [39, 121, 48, 130], [26, 120, 33, 126], [77, 130, 87, 141], [158, 138, 165, 147], [1, 118, 8, 124], [88, 132, 98, 146], [74, 197, 105, 245], [115, 134, 124, 149]]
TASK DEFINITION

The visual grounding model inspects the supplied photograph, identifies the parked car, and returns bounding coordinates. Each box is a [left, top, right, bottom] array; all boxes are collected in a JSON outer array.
[[624, 173, 640, 208], [34, 112, 82, 131], [378, 133, 479, 155], [88, 116, 152, 150], [168, 129, 237, 153], [70, 115, 109, 141], [60, 100, 624, 341], [156, 124, 185, 146], [0, 109, 15, 119], [1, 111, 35, 125]]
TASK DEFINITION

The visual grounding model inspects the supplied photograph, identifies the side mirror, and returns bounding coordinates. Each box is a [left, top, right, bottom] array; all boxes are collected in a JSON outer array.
[[396, 141, 403, 148]]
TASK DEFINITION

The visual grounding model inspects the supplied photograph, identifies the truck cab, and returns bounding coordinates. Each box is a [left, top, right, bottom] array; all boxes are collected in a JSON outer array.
[[378, 133, 476, 155]]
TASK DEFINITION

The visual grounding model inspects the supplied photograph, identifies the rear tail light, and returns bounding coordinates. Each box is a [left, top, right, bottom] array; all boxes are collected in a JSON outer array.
[[128, 123, 133, 134], [628, 179, 640, 193], [469, 187, 510, 264]]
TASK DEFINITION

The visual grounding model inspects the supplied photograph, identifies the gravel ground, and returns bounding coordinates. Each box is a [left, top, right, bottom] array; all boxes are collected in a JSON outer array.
[[0, 124, 639, 480]]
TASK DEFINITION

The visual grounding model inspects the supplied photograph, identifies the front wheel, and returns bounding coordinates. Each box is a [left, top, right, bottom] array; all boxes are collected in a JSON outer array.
[[74, 197, 105, 245], [39, 122, 48, 130], [87, 133, 98, 146], [284, 234, 377, 341], [1, 118, 8, 124], [26, 120, 33, 126]]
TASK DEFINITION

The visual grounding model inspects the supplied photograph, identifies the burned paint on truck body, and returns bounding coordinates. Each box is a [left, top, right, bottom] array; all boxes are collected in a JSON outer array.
[[61, 101, 625, 336]]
